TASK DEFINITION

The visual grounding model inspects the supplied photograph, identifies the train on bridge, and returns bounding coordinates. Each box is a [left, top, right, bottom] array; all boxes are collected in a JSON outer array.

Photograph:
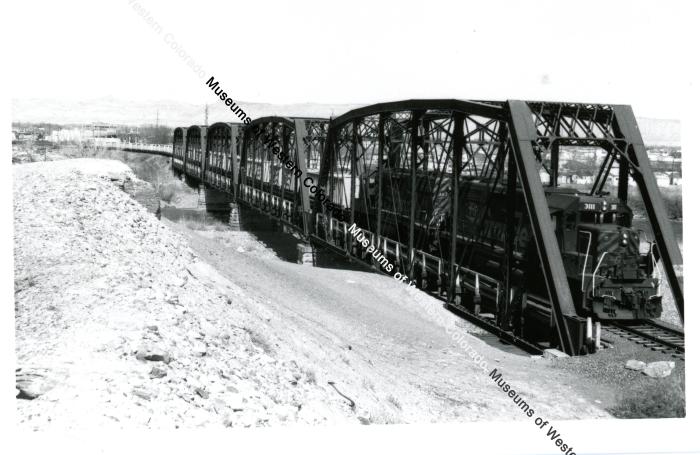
[[169, 99, 684, 357]]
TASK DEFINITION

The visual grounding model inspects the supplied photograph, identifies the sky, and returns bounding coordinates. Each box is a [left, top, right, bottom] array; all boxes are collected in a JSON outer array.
[[4, 0, 695, 119]]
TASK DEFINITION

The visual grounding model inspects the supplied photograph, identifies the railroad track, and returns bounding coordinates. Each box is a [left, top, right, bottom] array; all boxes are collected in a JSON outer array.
[[603, 319, 685, 360]]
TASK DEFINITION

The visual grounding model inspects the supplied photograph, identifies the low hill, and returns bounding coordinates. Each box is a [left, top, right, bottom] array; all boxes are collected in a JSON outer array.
[[12, 97, 680, 145]]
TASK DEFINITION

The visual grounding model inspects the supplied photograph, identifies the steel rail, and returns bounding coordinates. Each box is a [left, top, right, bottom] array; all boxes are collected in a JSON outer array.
[[604, 320, 684, 360]]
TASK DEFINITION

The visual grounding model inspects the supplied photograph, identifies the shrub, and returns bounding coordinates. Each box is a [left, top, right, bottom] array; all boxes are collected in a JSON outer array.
[[158, 183, 178, 204], [610, 375, 685, 419], [627, 187, 683, 220], [663, 190, 683, 219]]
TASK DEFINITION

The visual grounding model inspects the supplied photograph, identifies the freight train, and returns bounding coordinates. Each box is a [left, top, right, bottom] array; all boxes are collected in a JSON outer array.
[[171, 99, 678, 355], [338, 162, 662, 351]]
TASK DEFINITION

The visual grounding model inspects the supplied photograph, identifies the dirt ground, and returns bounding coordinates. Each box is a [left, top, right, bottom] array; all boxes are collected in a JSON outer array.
[[14, 157, 683, 429], [165, 214, 615, 423], [170, 214, 685, 421]]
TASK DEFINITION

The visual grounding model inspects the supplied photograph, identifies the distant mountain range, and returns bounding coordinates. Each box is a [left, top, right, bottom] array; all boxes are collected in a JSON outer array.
[[12, 97, 680, 146], [12, 97, 361, 127]]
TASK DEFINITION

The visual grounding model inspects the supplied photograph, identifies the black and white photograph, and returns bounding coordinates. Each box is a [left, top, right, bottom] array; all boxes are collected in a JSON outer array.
[[2, 1, 699, 454]]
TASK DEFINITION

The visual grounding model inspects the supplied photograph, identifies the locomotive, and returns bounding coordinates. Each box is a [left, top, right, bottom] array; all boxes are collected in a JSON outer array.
[[451, 180, 662, 323], [348, 168, 662, 337]]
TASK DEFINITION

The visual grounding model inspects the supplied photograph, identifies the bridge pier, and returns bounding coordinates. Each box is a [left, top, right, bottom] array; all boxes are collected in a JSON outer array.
[[197, 184, 206, 208], [228, 202, 241, 230], [195, 185, 235, 213], [296, 243, 316, 266]]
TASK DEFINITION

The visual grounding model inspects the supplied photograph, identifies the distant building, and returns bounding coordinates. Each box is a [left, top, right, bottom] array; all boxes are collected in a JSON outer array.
[[87, 137, 121, 147], [570, 175, 593, 185], [15, 131, 38, 142], [48, 123, 121, 144]]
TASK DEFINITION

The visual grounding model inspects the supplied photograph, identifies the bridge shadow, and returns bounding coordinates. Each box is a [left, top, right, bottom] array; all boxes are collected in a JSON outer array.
[[236, 205, 368, 271], [231, 205, 298, 263], [310, 244, 371, 272], [165, 175, 373, 271], [470, 331, 534, 357]]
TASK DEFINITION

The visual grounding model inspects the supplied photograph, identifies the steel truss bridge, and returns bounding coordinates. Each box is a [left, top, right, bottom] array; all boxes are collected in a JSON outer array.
[[165, 99, 683, 356]]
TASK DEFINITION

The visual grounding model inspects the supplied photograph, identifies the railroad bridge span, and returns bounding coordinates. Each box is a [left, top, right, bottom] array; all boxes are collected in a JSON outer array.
[[127, 99, 684, 357]]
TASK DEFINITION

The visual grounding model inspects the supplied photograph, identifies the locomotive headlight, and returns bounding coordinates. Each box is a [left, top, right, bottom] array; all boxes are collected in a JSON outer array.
[[602, 200, 608, 211], [621, 232, 628, 246]]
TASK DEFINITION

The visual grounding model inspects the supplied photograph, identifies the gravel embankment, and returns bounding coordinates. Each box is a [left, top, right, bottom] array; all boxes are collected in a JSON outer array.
[[14, 159, 356, 429], [165, 218, 612, 424]]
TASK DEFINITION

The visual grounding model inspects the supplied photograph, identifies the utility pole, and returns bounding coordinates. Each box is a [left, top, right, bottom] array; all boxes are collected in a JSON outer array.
[[670, 152, 676, 185], [205, 104, 209, 126]]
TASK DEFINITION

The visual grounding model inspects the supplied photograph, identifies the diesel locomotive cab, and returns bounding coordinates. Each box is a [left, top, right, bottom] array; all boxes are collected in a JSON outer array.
[[562, 193, 662, 320]]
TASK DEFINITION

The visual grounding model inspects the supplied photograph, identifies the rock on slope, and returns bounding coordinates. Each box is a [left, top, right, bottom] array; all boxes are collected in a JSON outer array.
[[14, 159, 354, 429]]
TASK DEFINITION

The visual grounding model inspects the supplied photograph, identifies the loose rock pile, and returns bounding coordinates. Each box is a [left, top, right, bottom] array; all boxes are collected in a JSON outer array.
[[14, 159, 354, 429], [625, 359, 676, 378], [122, 176, 160, 217]]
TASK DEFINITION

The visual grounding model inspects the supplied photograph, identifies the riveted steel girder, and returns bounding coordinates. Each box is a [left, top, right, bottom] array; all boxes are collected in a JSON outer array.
[[507, 100, 579, 355], [612, 105, 684, 321]]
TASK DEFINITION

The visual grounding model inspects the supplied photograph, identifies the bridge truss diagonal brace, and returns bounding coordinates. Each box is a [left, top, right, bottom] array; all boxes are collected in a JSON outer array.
[[506, 100, 580, 355], [293, 119, 312, 237], [612, 105, 684, 322]]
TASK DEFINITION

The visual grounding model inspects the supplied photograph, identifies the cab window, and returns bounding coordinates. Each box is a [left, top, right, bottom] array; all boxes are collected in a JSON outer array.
[[580, 211, 596, 223]]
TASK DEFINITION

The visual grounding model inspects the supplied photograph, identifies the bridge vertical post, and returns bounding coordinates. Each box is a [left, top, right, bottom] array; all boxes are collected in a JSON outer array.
[[507, 100, 579, 355], [171, 131, 176, 170], [376, 114, 386, 244], [408, 111, 423, 276], [617, 146, 629, 204], [612, 105, 684, 321], [259, 124, 266, 208], [503, 144, 517, 330], [317, 126, 335, 242], [271, 123, 279, 214], [351, 120, 358, 227], [200, 128, 207, 182], [550, 139, 559, 187], [294, 119, 311, 237], [265, 122, 273, 211], [241, 129, 249, 201], [231, 125, 241, 199], [184, 131, 189, 176], [546, 110, 561, 187], [448, 112, 465, 303], [280, 125, 291, 221]]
